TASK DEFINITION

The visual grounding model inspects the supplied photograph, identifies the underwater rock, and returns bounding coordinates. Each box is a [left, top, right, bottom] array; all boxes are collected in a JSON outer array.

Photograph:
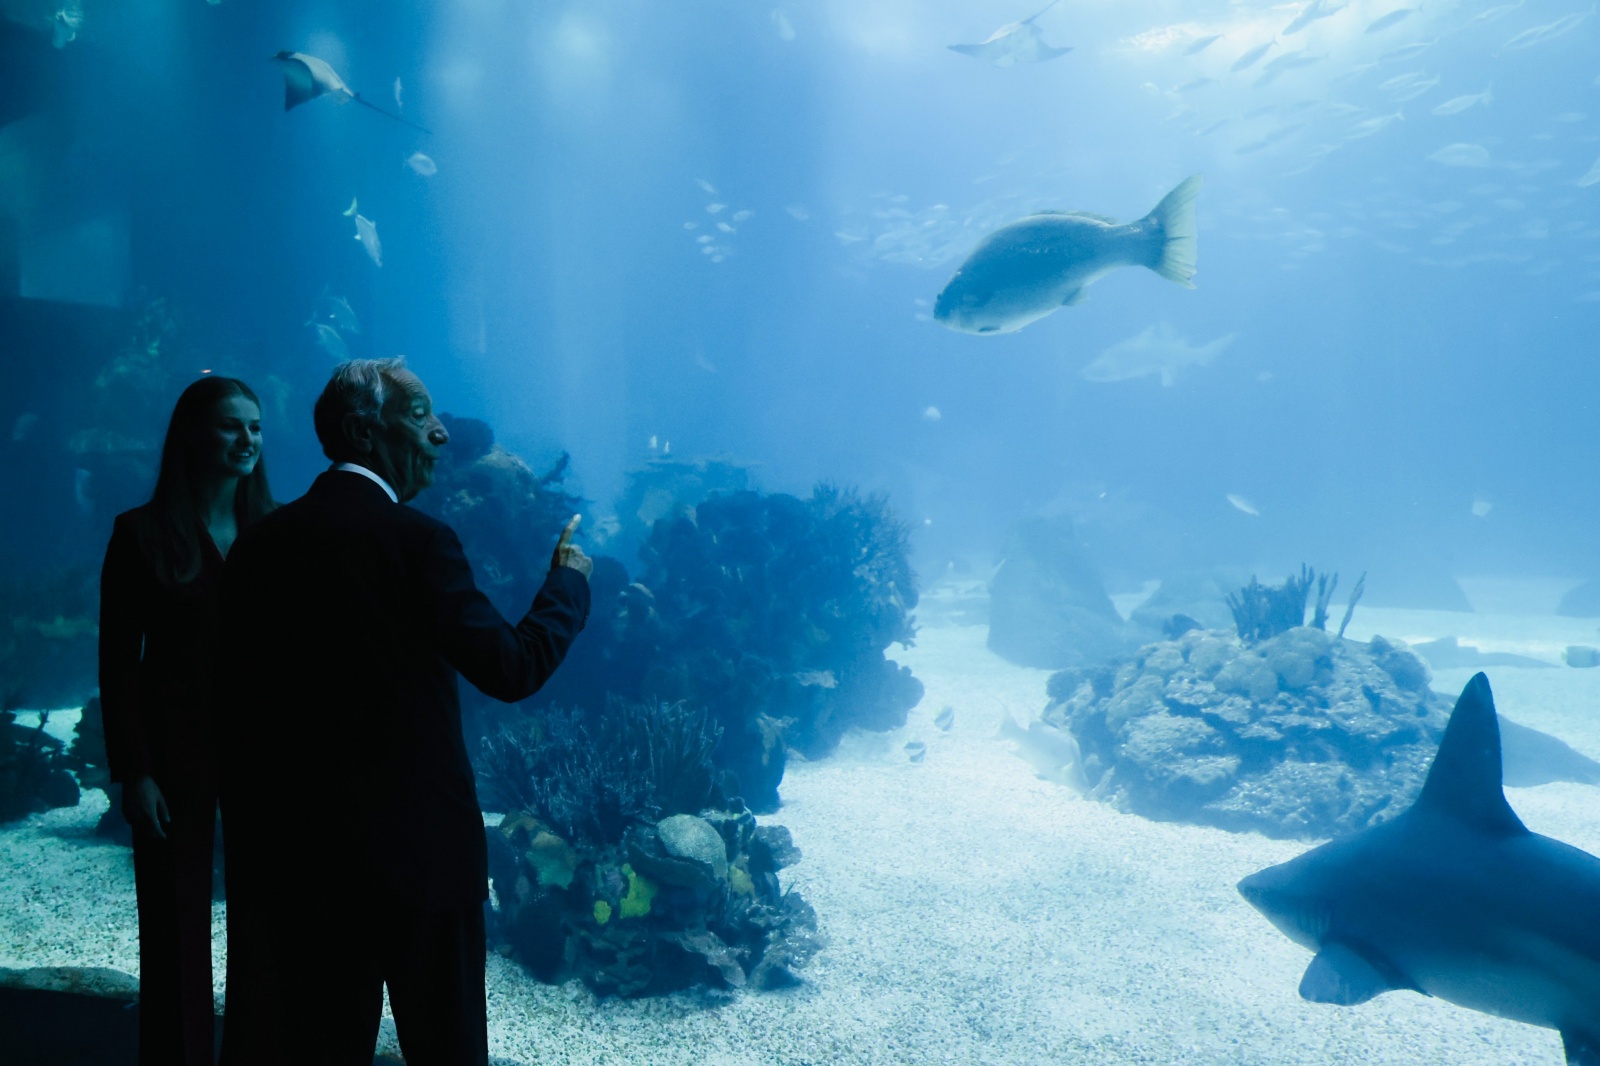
[[1046, 630, 1451, 838], [986, 516, 1135, 669], [1129, 568, 1251, 635], [655, 814, 729, 883], [1557, 580, 1600, 618], [1047, 628, 1600, 838]]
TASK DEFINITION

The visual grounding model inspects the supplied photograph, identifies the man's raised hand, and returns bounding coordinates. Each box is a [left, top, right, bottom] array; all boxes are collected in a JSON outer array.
[[552, 514, 593, 578]]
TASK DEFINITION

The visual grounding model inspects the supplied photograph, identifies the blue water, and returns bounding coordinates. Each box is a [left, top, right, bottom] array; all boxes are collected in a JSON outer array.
[[6, 0, 1597, 590]]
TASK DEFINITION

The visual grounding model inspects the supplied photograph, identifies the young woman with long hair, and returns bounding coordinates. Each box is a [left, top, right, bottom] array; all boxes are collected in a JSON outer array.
[[99, 375, 275, 1065]]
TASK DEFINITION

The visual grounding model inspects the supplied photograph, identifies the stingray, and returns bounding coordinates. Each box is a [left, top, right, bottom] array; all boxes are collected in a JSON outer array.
[[948, 0, 1071, 67], [273, 51, 431, 134]]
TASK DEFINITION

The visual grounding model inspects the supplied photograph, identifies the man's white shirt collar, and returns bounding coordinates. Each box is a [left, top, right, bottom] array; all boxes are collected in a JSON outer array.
[[333, 462, 399, 503]]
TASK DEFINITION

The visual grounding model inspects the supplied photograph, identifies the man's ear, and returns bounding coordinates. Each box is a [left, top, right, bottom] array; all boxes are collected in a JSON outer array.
[[342, 413, 375, 455]]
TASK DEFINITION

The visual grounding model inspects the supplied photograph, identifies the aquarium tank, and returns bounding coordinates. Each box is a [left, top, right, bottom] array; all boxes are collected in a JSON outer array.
[[2, 0, 1599, 1063]]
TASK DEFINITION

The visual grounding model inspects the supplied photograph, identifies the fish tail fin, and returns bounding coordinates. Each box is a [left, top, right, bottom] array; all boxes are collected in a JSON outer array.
[[1147, 174, 1203, 287]]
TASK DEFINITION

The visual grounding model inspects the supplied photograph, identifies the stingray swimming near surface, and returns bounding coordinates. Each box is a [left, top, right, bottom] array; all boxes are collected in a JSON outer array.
[[273, 51, 431, 134], [948, 0, 1071, 67]]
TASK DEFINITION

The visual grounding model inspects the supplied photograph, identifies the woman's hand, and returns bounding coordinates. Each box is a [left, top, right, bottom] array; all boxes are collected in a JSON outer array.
[[123, 775, 171, 840]]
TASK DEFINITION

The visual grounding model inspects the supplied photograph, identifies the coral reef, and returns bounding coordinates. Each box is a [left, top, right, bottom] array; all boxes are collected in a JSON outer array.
[[632, 484, 922, 808], [0, 705, 81, 823], [481, 699, 820, 996], [418, 415, 583, 618], [1043, 628, 1467, 839], [419, 417, 921, 811], [0, 566, 98, 713], [606, 457, 755, 564]]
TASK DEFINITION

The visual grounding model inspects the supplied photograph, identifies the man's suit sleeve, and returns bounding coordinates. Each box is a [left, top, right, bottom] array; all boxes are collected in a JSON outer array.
[[423, 523, 590, 703]]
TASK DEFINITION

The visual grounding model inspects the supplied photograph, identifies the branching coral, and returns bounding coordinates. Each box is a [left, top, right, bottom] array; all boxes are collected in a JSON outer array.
[[478, 698, 720, 848]]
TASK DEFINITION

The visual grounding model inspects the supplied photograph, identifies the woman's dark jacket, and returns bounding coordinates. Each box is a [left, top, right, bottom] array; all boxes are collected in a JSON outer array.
[[98, 506, 226, 795]]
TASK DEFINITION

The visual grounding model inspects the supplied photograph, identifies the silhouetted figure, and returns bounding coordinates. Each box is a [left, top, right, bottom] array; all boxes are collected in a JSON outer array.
[[99, 376, 276, 1066], [217, 358, 590, 1065]]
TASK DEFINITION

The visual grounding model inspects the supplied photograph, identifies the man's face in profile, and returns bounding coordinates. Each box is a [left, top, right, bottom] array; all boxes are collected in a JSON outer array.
[[370, 369, 449, 502]]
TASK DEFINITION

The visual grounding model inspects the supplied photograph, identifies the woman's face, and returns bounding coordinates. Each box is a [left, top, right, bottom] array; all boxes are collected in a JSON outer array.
[[205, 394, 263, 479]]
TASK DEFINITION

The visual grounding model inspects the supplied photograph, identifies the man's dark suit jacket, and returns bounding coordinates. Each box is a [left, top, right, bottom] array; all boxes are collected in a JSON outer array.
[[217, 469, 589, 911]]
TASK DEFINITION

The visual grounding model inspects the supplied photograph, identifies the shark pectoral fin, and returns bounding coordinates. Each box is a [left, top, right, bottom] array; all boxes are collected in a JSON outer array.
[[1298, 943, 1399, 1005], [1061, 288, 1088, 306], [1565, 1029, 1600, 1065]]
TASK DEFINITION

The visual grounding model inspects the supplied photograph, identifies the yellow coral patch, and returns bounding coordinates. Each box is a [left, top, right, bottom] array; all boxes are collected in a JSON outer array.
[[593, 900, 612, 925], [729, 863, 755, 897], [619, 863, 657, 919]]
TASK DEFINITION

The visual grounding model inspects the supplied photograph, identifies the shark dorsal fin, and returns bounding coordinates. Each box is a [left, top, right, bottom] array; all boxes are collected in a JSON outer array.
[[1413, 672, 1528, 835]]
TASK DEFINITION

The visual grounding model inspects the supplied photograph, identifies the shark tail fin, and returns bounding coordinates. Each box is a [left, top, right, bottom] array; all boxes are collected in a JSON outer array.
[[1146, 174, 1203, 287], [1413, 672, 1528, 835]]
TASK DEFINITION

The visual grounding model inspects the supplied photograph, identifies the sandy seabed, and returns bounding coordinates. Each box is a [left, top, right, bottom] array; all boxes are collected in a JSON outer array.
[[3, 587, 1597, 1065]]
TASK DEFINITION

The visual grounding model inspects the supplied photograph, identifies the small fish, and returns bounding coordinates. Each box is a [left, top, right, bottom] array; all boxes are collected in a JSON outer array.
[[1429, 142, 1492, 167], [1365, 7, 1420, 33], [1175, 76, 1218, 92], [354, 214, 382, 266], [1502, 9, 1591, 50], [1378, 39, 1435, 62], [314, 323, 350, 361], [11, 412, 38, 442], [1184, 33, 1224, 55], [1227, 493, 1260, 516], [342, 197, 359, 217], [695, 178, 717, 194], [1230, 39, 1277, 73], [1262, 49, 1324, 74], [1432, 86, 1492, 115], [904, 740, 927, 763], [922, 405, 942, 422], [934, 174, 1203, 335], [1236, 124, 1305, 155], [1390, 74, 1440, 101], [52, 6, 83, 49], [406, 151, 437, 176], [785, 204, 809, 221], [1284, 0, 1347, 35], [1198, 118, 1231, 136], [1470, 1, 1526, 24], [73, 468, 92, 514], [771, 8, 796, 41], [1346, 110, 1404, 139], [1578, 157, 1600, 187], [394, 78, 404, 111], [1379, 69, 1431, 92], [934, 705, 955, 731], [706, 203, 726, 214], [731, 209, 754, 222], [1471, 497, 1493, 518], [948, 0, 1071, 66], [716, 222, 735, 233]]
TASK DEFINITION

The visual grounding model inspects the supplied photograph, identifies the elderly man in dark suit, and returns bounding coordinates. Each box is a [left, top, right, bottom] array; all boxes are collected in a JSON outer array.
[[217, 357, 591, 1065]]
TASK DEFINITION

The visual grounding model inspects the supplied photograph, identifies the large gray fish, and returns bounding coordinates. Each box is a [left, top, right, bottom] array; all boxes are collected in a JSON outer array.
[[933, 175, 1202, 335]]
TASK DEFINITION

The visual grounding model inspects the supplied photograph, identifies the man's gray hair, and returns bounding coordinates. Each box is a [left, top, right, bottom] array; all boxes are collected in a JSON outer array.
[[313, 356, 409, 461]]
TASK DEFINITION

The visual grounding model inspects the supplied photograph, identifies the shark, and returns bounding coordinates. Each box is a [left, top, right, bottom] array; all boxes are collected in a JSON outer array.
[[948, 1, 1071, 67], [1081, 322, 1234, 386], [1238, 672, 1600, 1064]]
